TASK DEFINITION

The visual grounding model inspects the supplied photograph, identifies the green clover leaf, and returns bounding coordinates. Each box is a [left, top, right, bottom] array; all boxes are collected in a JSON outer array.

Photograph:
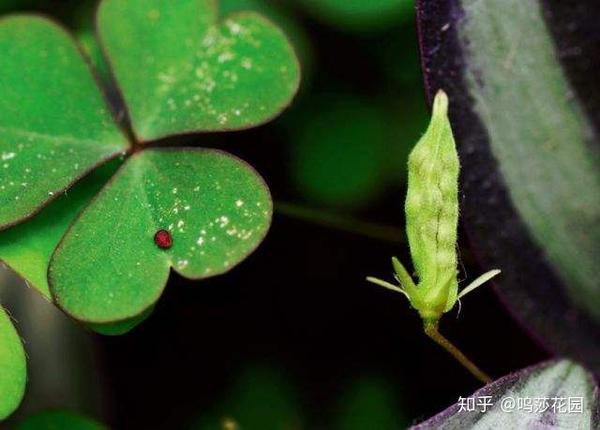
[[0, 0, 299, 326], [0, 160, 149, 334], [0, 16, 129, 229], [98, 0, 300, 140], [0, 161, 121, 300], [0, 305, 26, 420], [50, 149, 271, 323]]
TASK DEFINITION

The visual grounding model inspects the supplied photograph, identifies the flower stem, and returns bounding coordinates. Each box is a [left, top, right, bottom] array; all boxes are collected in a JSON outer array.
[[424, 321, 492, 384]]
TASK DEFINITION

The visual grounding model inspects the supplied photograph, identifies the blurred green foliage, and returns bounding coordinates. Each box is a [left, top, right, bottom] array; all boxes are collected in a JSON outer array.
[[335, 377, 407, 430], [192, 367, 408, 429], [285, 93, 427, 210], [0, 0, 20, 13], [288, 97, 392, 209], [193, 366, 302, 430], [15, 410, 105, 430], [293, 0, 414, 31]]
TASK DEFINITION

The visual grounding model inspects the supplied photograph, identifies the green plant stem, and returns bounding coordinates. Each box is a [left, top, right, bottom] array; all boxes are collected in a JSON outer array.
[[275, 202, 405, 244], [424, 321, 492, 384]]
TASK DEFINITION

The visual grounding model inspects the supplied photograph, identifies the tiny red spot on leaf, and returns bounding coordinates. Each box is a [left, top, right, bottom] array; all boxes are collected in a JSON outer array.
[[154, 229, 173, 249]]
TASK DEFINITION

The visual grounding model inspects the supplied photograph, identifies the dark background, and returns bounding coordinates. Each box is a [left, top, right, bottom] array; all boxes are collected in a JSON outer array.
[[0, 0, 547, 428]]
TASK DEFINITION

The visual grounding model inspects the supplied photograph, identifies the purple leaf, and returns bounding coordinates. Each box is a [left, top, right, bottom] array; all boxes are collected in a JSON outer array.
[[417, 0, 600, 373], [412, 360, 599, 429]]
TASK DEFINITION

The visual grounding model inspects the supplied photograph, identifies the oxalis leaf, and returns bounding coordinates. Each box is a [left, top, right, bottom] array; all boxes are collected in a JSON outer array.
[[0, 0, 298, 330], [0, 16, 129, 229], [0, 160, 149, 334], [97, 0, 301, 141], [0, 161, 121, 300], [49, 149, 272, 323], [417, 0, 600, 372], [219, 0, 314, 86], [412, 360, 600, 429], [0, 305, 26, 420]]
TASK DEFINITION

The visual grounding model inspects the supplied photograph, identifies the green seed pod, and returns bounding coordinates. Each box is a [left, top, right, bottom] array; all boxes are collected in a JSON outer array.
[[366, 90, 500, 382], [405, 90, 459, 321], [367, 90, 500, 325]]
